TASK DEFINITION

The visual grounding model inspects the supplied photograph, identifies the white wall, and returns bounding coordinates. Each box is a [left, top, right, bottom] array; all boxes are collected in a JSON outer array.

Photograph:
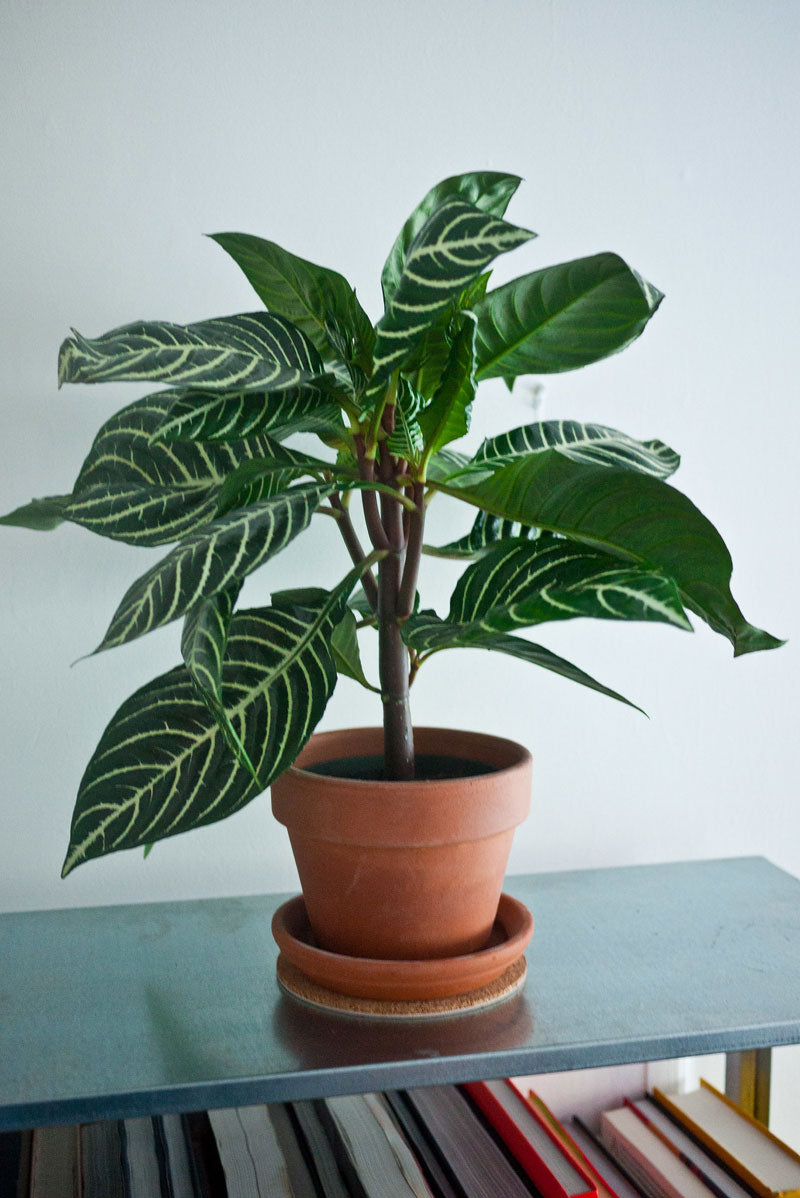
[[0, 0, 796, 970]]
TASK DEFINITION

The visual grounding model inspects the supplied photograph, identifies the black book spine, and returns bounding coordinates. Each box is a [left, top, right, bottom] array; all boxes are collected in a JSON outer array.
[[0, 1129, 32, 1198], [180, 1111, 226, 1198], [382, 1092, 461, 1198]]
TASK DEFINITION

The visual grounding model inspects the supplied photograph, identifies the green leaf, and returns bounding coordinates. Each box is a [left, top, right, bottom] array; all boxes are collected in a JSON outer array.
[[62, 579, 360, 876], [447, 534, 691, 632], [403, 611, 642, 712], [385, 377, 424, 461], [425, 448, 472, 482], [425, 510, 539, 559], [434, 453, 783, 656], [151, 386, 345, 445], [474, 253, 663, 380], [213, 441, 331, 515], [209, 232, 375, 370], [404, 272, 490, 400], [181, 582, 241, 705], [371, 199, 535, 388], [418, 311, 477, 463], [95, 482, 332, 652], [473, 420, 680, 479], [58, 312, 333, 392], [381, 172, 522, 304], [270, 589, 377, 692], [0, 495, 69, 531], [181, 582, 258, 780], [331, 608, 376, 690], [347, 586, 375, 618], [3, 396, 289, 547]]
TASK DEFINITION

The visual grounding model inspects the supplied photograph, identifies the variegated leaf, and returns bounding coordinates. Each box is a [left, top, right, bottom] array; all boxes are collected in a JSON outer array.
[[2, 396, 288, 546], [474, 252, 663, 380], [0, 495, 69, 532], [418, 310, 477, 463], [447, 534, 691, 631], [62, 579, 359, 875], [69, 395, 283, 545], [404, 272, 490, 402], [96, 482, 332, 651], [181, 582, 257, 777], [181, 582, 241, 705], [473, 420, 679, 479], [381, 172, 522, 304], [425, 448, 473, 482], [434, 452, 783, 656], [272, 594, 376, 691], [209, 232, 375, 370], [371, 199, 534, 388], [59, 312, 333, 392], [385, 377, 424, 461], [425, 510, 539, 559], [152, 386, 345, 445], [213, 441, 331, 515], [403, 611, 642, 711]]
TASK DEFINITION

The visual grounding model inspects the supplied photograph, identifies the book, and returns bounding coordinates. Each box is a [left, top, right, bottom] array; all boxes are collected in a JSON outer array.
[[266, 1103, 319, 1198], [28, 1124, 78, 1197], [207, 1104, 297, 1196], [404, 1084, 537, 1197], [464, 1079, 597, 1198], [526, 1088, 644, 1198], [291, 1100, 351, 1198], [383, 1091, 462, 1198], [78, 1120, 126, 1198], [652, 1082, 800, 1198], [317, 1092, 434, 1197], [569, 1117, 649, 1198], [155, 1114, 196, 1198], [600, 1105, 728, 1198], [122, 1116, 165, 1196], [629, 1098, 755, 1198], [181, 1110, 228, 1197], [0, 1129, 32, 1198]]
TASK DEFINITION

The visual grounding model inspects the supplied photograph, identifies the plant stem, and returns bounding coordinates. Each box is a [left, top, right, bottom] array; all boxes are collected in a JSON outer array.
[[330, 492, 378, 612], [353, 423, 417, 780], [398, 482, 425, 619], [378, 544, 414, 780]]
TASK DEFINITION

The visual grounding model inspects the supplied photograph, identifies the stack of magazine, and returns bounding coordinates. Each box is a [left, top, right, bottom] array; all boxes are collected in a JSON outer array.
[[4, 1077, 800, 1197]]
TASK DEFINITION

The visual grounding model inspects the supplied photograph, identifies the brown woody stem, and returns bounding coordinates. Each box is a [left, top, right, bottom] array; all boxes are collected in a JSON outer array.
[[330, 493, 378, 613], [398, 482, 425, 619]]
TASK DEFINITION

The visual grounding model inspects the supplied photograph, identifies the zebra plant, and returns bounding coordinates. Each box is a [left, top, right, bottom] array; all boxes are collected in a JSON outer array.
[[2, 171, 782, 877]]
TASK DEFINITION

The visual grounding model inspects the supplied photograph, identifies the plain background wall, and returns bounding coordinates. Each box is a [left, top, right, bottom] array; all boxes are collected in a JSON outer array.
[[1, 0, 798, 1136]]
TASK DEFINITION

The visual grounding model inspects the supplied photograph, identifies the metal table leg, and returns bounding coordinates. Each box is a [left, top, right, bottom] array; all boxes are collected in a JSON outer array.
[[725, 1048, 771, 1125]]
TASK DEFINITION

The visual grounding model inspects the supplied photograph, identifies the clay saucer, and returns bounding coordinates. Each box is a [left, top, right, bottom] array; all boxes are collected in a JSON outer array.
[[271, 893, 533, 1002]]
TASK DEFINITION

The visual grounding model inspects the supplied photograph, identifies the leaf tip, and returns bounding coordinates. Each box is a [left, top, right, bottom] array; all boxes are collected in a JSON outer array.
[[733, 627, 787, 657], [60, 850, 78, 879]]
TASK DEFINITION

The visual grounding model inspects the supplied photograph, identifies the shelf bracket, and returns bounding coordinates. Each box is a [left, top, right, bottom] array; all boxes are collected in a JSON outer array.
[[725, 1048, 771, 1125]]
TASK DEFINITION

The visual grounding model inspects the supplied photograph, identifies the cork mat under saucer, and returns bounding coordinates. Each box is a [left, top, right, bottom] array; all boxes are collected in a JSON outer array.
[[276, 954, 527, 1019]]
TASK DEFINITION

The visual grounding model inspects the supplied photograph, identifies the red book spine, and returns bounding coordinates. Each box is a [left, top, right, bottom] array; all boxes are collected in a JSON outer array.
[[464, 1081, 597, 1198]]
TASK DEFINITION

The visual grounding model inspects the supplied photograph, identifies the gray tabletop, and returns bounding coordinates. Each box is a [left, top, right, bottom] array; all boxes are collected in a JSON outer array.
[[1, 856, 798, 1131]]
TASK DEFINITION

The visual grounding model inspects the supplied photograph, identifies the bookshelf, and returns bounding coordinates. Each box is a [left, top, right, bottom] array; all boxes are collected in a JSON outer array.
[[1, 856, 798, 1134]]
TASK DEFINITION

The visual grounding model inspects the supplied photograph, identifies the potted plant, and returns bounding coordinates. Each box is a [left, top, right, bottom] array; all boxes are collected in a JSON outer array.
[[1, 171, 782, 1000]]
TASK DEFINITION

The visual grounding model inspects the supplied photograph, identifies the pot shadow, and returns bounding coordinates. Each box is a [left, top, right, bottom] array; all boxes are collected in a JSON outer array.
[[270, 982, 535, 1080]]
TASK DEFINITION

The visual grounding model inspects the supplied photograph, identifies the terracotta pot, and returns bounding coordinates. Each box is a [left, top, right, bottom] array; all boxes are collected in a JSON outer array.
[[270, 726, 532, 961]]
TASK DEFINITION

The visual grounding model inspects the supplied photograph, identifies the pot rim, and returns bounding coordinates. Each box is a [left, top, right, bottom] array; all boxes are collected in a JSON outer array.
[[284, 725, 532, 789]]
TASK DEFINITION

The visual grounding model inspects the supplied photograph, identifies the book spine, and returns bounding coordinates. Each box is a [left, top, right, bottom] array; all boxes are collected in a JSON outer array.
[[464, 1081, 593, 1198], [599, 1121, 676, 1198], [527, 1093, 624, 1198], [650, 1091, 778, 1198]]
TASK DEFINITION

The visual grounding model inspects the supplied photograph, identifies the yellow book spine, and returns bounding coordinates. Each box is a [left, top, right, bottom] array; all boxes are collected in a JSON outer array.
[[652, 1084, 800, 1198]]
